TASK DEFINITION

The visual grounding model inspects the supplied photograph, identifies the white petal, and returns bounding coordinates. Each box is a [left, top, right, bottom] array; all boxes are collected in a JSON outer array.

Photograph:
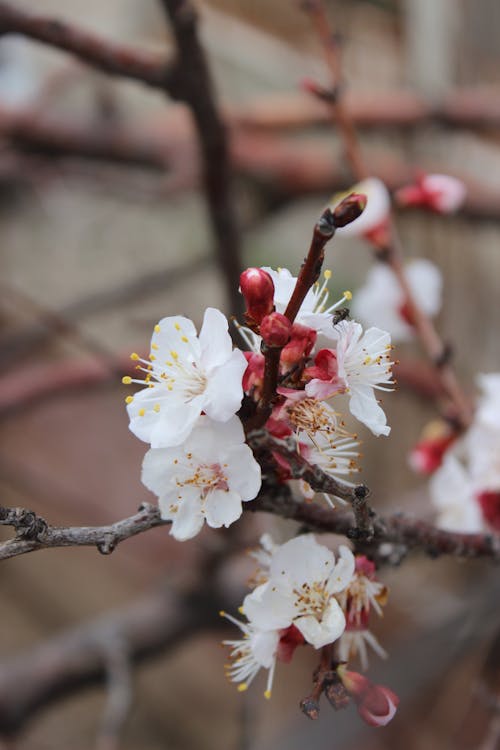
[[204, 489, 242, 528], [407, 259, 442, 317], [152, 315, 200, 363], [203, 349, 247, 422], [294, 599, 346, 648], [269, 535, 335, 587], [327, 546, 356, 594], [223, 444, 262, 501], [168, 487, 205, 541], [349, 385, 390, 437], [199, 307, 233, 370], [141, 446, 181, 495], [251, 629, 280, 668], [243, 582, 295, 631], [184, 416, 244, 464]]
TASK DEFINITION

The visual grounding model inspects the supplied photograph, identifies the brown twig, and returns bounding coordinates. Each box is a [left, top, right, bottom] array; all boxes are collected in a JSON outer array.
[[96, 638, 133, 750]]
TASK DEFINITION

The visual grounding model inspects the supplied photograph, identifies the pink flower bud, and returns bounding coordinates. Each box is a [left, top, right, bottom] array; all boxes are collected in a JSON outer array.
[[477, 490, 500, 532], [333, 192, 368, 228], [338, 668, 399, 727], [240, 268, 275, 326], [242, 351, 265, 397], [280, 323, 317, 367], [277, 624, 305, 663], [408, 433, 456, 475], [260, 312, 292, 348]]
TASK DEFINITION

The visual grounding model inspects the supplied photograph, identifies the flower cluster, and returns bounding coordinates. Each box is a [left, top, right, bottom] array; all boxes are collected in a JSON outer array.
[[428, 374, 500, 532], [122, 195, 398, 726]]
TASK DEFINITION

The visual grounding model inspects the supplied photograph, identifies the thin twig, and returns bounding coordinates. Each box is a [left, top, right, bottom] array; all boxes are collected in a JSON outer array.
[[96, 638, 133, 750]]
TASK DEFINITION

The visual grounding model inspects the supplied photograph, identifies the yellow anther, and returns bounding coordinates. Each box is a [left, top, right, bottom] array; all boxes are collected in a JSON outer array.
[[153, 404, 160, 413], [324, 269, 332, 280], [264, 690, 272, 700], [238, 606, 244, 614], [138, 408, 145, 417], [170, 350, 179, 360], [150, 354, 156, 361], [151, 343, 159, 351], [364, 356, 372, 365], [130, 352, 139, 361], [154, 324, 160, 333], [122, 376, 132, 385], [343, 290, 353, 300], [125, 395, 134, 404], [237, 683, 248, 693], [174, 323, 181, 331], [219, 610, 226, 617], [181, 336, 188, 343]]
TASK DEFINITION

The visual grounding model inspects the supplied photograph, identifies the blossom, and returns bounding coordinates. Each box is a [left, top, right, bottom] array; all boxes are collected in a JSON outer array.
[[298, 430, 361, 506], [395, 173, 466, 214], [123, 308, 247, 448], [330, 177, 391, 243], [242, 535, 355, 649], [351, 260, 442, 342], [408, 419, 457, 475], [141, 416, 261, 541], [262, 267, 352, 338], [307, 321, 394, 437], [221, 614, 280, 698], [429, 453, 484, 533], [336, 555, 388, 669]]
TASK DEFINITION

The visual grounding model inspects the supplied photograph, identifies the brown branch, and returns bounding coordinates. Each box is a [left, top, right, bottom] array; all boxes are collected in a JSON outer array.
[[253, 486, 500, 562], [0, 503, 168, 560], [0, 2, 174, 89], [159, 0, 243, 317]]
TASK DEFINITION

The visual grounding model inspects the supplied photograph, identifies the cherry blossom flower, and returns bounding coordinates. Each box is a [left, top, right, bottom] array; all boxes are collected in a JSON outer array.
[[331, 177, 391, 244], [242, 535, 355, 649], [307, 321, 394, 437], [141, 416, 261, 541], [298, 430, 361, 506], [262, 266, 352, 338], [395, 173, 466, 214], [336, 556, 388, 669], [221, 614, 280, 698], [123, 308, 247, 448], [351, 259, 442, 342]]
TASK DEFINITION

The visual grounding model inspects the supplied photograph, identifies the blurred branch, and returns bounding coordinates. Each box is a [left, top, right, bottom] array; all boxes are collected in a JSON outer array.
[[0, 1, 174, 89], [96, 638, 133, 750], [0, 580, 224, 736]]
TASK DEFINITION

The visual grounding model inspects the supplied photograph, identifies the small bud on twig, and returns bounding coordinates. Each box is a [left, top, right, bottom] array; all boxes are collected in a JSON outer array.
[[332, 192, 367, 228], [240, 268, 275, 327], [260, 312, 292, 348]]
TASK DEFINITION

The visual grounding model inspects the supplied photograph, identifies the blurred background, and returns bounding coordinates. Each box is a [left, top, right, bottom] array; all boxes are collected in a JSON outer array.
[[1, 0, 500, 748]]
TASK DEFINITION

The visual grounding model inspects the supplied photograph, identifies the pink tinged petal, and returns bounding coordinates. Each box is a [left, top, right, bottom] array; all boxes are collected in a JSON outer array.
[[203, 349, 247, 422], [357, 684, 399, 727], [305, 379, 344, 400], [349, 386, 390, 437], [294, 599, 346, 649], [243, 583, 296, 631], [199, 307, 233, 370], [204, 488, 242, 529], [223, 445, 262, 501]]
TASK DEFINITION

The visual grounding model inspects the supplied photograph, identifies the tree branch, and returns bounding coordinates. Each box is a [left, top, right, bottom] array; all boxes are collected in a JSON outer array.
[[0, 1, 174, 90]]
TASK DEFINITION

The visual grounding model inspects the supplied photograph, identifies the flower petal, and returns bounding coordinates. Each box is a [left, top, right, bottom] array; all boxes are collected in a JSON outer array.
[[203, 349, 247, 422], [199, 307, 233, 370], [294, 598, 346, 648]]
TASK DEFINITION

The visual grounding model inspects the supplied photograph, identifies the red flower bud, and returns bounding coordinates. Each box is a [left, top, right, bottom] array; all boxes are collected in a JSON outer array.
[[277, 624, 305, 663], [240, 268, 275, 326], [337, 668, 399, 727], [333, 192, 367, 227], [477, 490, 500, 532], [280, 323, 317, 366], [260, 312, 292, 347]]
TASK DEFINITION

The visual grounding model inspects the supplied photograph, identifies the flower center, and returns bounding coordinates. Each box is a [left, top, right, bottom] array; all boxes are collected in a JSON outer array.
[[288, 398, 340, 437]]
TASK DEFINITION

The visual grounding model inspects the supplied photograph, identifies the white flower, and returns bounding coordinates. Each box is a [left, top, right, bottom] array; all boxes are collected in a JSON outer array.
[[298, 430, 361, 507], [338, 630, 387, 671], [474, 374, 500, 429], [123, 308, 247, 448], [351, 260, 442, 342], [262, 267, 351, 338], [420, 174, 466, 213], [243, 535, 355, 649], [331, 177, 390, 238], [221, 613, 280, 699], [333, 320, 394, 437], [429, 453, 484, 533], [141, 416, 261, 541]]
